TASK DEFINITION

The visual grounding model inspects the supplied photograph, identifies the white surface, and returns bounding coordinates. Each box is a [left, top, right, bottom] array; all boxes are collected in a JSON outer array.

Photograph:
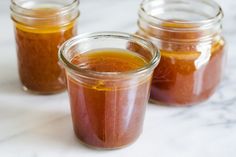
[[0, 0, 236, 157]]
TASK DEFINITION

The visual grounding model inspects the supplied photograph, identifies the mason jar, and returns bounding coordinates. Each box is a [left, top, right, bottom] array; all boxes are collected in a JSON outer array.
[[59, 32, 160, 149], [136, 0, 226, 106], [10, 0, 80, 94]]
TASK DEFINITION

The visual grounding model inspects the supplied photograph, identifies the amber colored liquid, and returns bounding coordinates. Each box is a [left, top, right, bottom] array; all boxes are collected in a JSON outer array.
[[135, 21, 226, 105], [67, 49, 152, 148], [14, 8, 77, 93], [71, 49, 147, 72], [151, 41, 225, 105]]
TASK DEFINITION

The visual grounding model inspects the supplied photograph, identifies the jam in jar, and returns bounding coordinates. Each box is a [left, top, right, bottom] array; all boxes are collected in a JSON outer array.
[[59, 32, 160, 149], [136, 0, 226, 105], [11, 0, 79, 94]]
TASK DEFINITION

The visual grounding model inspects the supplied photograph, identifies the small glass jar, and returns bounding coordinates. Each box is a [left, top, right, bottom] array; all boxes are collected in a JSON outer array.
[[59, 32, 160, 149], [10, 0, 80, 94], [136, 0, 226, 106]]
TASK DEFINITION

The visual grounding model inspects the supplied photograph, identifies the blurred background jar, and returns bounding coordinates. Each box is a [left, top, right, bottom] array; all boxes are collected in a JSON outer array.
[[136, 0, 226, 106], [10, 0, 80, 94]]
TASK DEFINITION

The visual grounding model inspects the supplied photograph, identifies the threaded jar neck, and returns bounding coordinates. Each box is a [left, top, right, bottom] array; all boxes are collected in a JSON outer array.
[[10, 0, 80, 27], [138, 0, 223, 43]]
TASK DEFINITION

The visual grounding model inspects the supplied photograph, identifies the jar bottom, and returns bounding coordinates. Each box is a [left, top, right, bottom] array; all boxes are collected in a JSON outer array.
[[149, 96, 213, 107], [149, 99, 195, 107], [73, 130, 142, 150], [22, 85, 66, 95]]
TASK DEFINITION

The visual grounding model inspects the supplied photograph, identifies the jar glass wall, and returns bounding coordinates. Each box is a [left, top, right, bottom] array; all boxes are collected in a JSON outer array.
[[59, 32, 160, 149], [10, 0, 80, 94], [136, 0, 226, 106]]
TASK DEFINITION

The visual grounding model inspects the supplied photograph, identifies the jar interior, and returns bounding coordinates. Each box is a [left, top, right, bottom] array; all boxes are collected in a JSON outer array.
[[60, 33, 159, 76], [141, 0, 221, 22], [65, 38, 153, 61], [11, 0, 80, 27], [12, 0, 76, 10]]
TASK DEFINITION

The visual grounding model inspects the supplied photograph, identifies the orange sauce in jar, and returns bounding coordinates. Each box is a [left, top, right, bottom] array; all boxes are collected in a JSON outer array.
[[67, 49, 152, 148], [12, 7, 78, 93], [135, 0, 226, 105], [150, 39, 225, 105], [135, 21, 226, 105]]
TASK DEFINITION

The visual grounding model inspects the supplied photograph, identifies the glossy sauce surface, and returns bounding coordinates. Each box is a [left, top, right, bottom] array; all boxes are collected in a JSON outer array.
[[71, 49, 147, 72], [67, 49, 152, 148]]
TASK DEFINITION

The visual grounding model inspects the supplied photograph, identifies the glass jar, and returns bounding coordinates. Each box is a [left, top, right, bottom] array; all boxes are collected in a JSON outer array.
[[59, 32, 160, 149], [136, 0, 226, 106], [10, 0, 80, 94]]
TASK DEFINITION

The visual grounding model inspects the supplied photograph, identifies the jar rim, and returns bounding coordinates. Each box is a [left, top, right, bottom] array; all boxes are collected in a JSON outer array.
[[139, 0, 223, 29], [10, 0, 79, 20], [59, 32, 161, 78]]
